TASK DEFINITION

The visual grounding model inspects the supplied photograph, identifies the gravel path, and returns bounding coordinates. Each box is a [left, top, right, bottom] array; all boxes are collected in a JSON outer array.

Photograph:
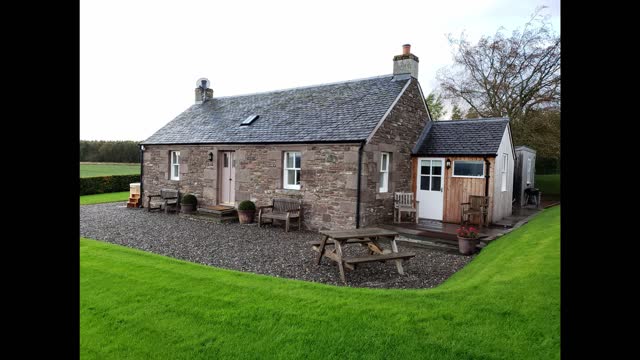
[[80, 203, 475, 289]]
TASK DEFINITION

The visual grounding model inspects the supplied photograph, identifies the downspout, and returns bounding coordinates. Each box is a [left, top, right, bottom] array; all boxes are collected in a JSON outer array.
[[139, 145, 144, 208], [355, 141, 365, 228], [484, 156, 490, 197]]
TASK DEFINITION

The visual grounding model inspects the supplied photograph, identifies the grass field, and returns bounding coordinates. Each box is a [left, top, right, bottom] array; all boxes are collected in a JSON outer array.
[[80, 163, 140, 178], [80, 192, 129, 205], [535, 174, 560, 201], [80, 206, 560, 359]]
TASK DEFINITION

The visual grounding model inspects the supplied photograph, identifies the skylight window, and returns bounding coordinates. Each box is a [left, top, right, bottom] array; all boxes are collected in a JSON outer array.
[[240, 115, 259, 126]]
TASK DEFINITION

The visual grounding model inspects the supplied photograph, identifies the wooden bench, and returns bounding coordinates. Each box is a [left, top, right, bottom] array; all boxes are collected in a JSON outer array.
[[258, 198, 302, 232], [344, 252, 416, 265], [147, 189, 179, 213]]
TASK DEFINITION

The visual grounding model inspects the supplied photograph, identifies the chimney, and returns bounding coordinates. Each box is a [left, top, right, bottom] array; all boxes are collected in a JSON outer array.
[[195, 78, 213, 104], [393, 44, 419, 79]]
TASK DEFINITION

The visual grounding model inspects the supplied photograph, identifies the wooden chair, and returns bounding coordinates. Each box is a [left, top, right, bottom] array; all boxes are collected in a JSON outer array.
[[147, 189, 179, 213], [460, 195, 489, 227], [258, 198, 303, 232], [394, 192, 419, 224]]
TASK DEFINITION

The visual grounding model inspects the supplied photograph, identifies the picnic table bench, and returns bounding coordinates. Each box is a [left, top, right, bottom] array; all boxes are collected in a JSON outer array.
[[311, 228, 415, 285]]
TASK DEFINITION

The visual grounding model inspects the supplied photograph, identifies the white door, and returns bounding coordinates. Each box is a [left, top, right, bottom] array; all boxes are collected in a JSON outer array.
[[219, 151, 236, 205], [417, 158, 444, 220]]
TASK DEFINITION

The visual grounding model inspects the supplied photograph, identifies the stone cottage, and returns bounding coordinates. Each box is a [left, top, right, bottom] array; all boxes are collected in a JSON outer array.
[[141, 44, 431, 230]]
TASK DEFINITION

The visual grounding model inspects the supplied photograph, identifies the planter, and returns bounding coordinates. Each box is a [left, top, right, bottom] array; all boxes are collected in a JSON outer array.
[[238, 210, 255, 224], [180, 204, 195, 214], [457, 236, 478, 255]]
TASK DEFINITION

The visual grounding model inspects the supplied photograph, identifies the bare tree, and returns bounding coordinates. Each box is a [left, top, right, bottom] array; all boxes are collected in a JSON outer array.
[[437, 7, 560, 122]]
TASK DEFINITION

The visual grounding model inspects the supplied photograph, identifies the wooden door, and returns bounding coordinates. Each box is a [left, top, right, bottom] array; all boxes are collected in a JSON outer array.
[[219, 151, 236, 205], [416, 158, 444, 220]]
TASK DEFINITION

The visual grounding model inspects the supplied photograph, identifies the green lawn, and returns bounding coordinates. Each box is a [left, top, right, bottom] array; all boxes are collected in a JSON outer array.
[[80, 207, 560, 359], [80, 192, 130, 205], [80, 163, 140, 178], [535, 174, 560, 200]]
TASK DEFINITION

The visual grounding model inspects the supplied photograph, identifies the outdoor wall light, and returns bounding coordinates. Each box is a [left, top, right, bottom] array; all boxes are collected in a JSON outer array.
[[208, 152, 214, 162], [445, 159, 451, 169]]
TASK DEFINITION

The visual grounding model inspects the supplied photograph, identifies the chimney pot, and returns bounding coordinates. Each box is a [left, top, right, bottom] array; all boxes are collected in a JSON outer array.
[[403, 44, 411, 55]]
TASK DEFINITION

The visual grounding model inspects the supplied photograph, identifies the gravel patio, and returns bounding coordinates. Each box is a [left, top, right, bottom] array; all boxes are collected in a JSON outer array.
[[80, 203, 475, 289]]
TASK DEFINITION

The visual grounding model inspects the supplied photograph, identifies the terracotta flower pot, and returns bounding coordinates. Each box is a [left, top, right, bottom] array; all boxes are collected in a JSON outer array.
[[238, 210, 255, 224], [457, 236, 478, 255]]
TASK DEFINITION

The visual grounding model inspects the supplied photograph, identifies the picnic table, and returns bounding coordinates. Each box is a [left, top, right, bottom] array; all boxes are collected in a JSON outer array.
[[310, 227, 415, 285]]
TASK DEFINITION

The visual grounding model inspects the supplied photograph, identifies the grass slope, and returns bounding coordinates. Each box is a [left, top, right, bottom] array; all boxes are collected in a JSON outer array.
[[80, 163, 140, 178], [535, 174, 560, 200], [81, 207, 560, 359], [80, 192, 129, 205]]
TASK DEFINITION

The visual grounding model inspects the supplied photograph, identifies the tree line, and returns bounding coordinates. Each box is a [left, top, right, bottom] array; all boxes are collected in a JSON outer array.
[[425, 7, 560, 174], [80, 140, 141, 163]]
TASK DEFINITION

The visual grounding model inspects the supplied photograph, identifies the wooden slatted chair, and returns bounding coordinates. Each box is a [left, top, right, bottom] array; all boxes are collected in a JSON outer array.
[[394, 192, 419, 224], [258, 198, 303, 232], [460, 195, 489, 227]]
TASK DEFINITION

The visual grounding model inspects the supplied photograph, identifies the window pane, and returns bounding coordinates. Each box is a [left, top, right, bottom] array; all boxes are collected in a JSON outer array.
[[381, 153, 388, 171], [431, 176, 441, 191], [287, 170, 295, 185], [223, 153, 228, 168], [420, 176, 430, 190], [295, 153, 301, 169], [454, 161, 484, 176], [432, 160, 442, 175], [295, 170, 300, 185], [173, 165, 179, 177], [172, 152, 176, 164], [379, 172, 386, 188], [421, 164, 430, 176], [286, 153, 293, 168]]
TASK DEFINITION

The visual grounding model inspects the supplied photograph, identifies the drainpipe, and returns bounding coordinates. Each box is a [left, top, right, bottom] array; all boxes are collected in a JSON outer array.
[[139, 145, 144, 208], [355, 141, 365, 228], [484, 156, 490, 197]]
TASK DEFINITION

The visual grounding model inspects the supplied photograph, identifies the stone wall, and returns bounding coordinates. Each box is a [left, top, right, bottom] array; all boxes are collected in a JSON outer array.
[[142, 143, 361, 230], [360, 79, 430, 226]]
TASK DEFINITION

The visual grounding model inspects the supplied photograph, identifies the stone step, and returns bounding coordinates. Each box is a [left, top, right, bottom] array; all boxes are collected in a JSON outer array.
[[197, 206, 237, 216]]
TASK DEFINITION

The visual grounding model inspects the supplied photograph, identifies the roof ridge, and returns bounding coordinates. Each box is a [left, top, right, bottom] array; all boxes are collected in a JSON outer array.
[[434, 117, 509, 124], [211, 74, 396, 100]]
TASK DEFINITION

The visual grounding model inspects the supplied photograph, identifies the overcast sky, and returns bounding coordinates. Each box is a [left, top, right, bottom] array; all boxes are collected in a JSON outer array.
[[80, 0, 560, 141]]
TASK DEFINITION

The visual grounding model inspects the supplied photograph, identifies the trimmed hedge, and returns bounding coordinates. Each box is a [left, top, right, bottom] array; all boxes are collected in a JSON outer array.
[[80, 175, 141, 196]]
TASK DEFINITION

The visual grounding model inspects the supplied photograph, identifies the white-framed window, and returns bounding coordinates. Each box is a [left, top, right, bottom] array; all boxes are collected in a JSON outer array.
[[170, 151, 180, 180], [283, 151, 301, 190], [453, 160, 484, 178], [526, 158, 532, 185], [501, 153, 508, 192], [379, 152, 390, 192]]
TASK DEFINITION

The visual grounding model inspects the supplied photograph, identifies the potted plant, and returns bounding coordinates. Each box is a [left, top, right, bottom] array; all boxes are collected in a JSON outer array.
[[456, 225, 479, 255], [237, 200, 256, 224], [180, 194, 198, 214]]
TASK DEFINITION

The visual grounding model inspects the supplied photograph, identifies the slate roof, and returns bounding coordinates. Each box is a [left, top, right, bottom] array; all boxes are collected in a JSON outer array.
[[412, 118, 510, 156], [142, 75, 411, 144]]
